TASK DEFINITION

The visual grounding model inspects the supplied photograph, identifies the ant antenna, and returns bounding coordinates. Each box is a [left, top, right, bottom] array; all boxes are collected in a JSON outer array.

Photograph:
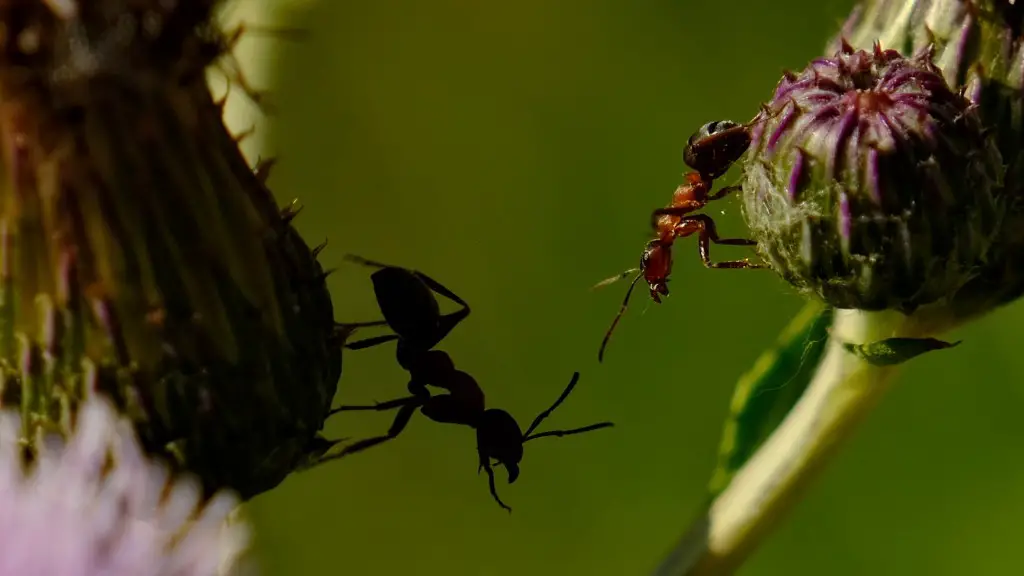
[[523, 373, 614, 442], [597, 271, 644, 363], [344, 254, 390, 269], [591, 268, 639, 290]]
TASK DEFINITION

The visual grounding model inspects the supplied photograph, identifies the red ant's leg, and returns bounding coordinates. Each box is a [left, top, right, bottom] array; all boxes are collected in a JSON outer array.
[[650, 200, 706, 230], [673, 214, 765, 269], [708, 184, 742, 201]]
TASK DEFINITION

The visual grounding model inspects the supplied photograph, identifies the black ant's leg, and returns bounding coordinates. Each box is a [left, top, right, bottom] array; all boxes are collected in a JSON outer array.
[[319, 400, 422, 463], [412, 271, 471, 342], [480, 457, 512, 513], [336, 320, 389, 329], [345, 334, 400, 350], [708, 184, 742, 201], [328, 395, 418, 417], [524, 422, 615, 442], [523, 372, 581, 438], [412, 271, 470, 310], [683, 214, 766, 269]]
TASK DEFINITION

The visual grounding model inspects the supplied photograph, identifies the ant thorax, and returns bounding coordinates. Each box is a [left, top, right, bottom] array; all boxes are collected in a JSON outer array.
[[673, 172, 711, 205]]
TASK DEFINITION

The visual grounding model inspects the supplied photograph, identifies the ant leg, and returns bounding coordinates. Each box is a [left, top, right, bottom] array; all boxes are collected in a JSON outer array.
[[333, 320, 398, 350], [524, 422, 615, 442], [345, 334, 400, 350], [708, 184, 741, 201], [413, 272, 470, 310], [319, 401, 422, 463], [328, 395, 418, 417], [336, 320, 388, 328], [480, 458, 512, 513], [680, 214, 766, 269], [413, 271, 471, 342], [650, 202, 705, 230]]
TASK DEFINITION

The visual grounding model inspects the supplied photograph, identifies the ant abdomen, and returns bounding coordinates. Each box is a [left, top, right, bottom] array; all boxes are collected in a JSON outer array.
[[370, 267, 442, 344], [683, 119, 752, 179]]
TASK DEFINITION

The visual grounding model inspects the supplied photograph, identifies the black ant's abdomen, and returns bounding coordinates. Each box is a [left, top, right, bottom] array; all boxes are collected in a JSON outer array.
[[370, 267, 443, 343]]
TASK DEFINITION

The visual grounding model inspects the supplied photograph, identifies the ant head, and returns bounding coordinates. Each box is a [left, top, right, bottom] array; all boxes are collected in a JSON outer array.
[[595, 242, 672, 361], [683, 120, 752, 180], [641, 241, 672, 303], [476, 409, 525, 483], [370, 266, 442, 346]]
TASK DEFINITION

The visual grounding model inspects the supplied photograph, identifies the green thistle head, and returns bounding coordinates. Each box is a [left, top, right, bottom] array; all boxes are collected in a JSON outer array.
[[0, 0, 345, 499]]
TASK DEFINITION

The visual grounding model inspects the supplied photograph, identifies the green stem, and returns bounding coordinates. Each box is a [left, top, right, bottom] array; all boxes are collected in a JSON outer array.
[[656, 308, 945, 575]]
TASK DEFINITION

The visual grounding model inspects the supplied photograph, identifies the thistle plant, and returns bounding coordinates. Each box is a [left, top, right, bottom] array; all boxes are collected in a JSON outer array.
[[0, 0, 346, 502], [654, 0, 1024, 574], [0, 396, 252, 575]]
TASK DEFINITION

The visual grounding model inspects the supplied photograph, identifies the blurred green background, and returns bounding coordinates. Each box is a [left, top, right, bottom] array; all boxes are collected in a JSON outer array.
[[227, 0, 1024, 574]]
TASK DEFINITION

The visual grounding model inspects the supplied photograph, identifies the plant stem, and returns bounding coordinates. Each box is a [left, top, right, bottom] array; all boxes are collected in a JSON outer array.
[[655, 308, 941, 576]]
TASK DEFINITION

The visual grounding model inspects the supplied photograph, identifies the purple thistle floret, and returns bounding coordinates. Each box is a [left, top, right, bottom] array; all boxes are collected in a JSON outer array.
[[742, 42, 1005, 312], [0, 398, 252, 576]]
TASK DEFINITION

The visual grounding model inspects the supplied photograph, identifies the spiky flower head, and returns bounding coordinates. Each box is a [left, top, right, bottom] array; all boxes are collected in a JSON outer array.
[[0, 1, 345, 499], [0, 397, 252, 575], [742, 42, 1004, 313], [829, 0, 1024, 323]]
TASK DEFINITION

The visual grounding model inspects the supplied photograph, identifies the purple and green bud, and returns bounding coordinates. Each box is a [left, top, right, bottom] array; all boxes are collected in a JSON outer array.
[[742, 42, 1004, 313], [0, 1, 345, 499], [826, 0, 1024, 321]]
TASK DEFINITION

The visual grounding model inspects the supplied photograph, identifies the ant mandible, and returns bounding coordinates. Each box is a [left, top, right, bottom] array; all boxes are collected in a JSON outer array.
[[596, 119, 767, 362]]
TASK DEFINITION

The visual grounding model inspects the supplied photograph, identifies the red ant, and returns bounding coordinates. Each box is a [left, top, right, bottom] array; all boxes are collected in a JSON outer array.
[[597, 119, 766, 362], [328, 257, 613, 512]]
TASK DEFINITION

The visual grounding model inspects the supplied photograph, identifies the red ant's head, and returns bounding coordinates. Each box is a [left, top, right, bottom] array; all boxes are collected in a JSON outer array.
[[596, 240, 674, 362], [641, 240, 672, 303]]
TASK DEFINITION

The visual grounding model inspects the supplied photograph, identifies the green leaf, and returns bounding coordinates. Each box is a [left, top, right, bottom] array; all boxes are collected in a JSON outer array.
[[840, 337, 961, 366], [707, 300, 832, 498]]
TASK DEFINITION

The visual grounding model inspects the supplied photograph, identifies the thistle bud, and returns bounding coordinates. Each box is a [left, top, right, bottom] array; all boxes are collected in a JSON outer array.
[[0, 1, 344, 499], [742, 43, 1004, 312], [830, 0, 1024, 321]]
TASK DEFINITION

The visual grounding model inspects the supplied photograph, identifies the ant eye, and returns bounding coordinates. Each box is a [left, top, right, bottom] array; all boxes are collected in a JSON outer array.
[[707, 120, 739, 137]]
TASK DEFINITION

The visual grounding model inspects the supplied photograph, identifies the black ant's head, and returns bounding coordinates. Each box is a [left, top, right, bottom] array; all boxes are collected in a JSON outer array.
[[476, 409, 525, 484], [370, 266, 441, 346], [683, 120, 752, 180]]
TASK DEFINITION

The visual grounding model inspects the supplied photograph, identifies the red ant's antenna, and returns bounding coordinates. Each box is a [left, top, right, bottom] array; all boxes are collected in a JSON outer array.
[[596, 268, 646, 363]]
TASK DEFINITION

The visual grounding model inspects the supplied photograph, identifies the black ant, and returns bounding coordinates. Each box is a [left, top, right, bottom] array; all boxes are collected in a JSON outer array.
[[329, 257, 612, 511], [325, 367, 611, 512], [596, 119, 766, 362]]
